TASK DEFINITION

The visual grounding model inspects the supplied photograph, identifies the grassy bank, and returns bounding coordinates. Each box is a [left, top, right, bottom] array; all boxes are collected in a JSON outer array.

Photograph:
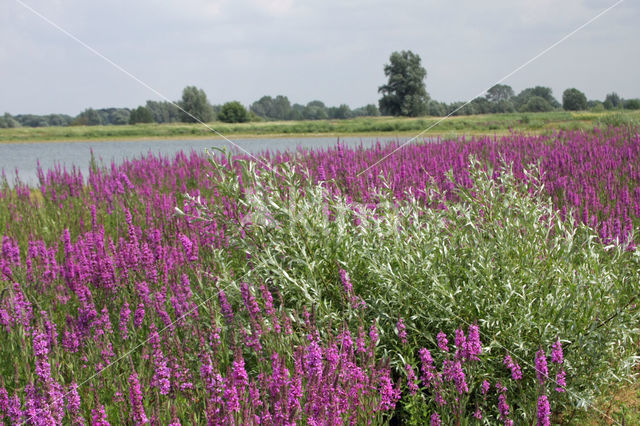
[[1, 110, 639, 142]]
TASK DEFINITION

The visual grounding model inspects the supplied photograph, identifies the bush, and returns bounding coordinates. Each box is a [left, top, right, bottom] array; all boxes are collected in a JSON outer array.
[[217, 101, 250, 123], [191, 154, 640, 422]]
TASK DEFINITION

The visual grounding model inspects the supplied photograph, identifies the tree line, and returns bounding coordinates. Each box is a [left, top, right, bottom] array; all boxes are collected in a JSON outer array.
[[1, 50, 638, 129]]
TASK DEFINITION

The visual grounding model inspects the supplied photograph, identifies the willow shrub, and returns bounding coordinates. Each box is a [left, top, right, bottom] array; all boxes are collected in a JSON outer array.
[[188, 152, 640, 422]]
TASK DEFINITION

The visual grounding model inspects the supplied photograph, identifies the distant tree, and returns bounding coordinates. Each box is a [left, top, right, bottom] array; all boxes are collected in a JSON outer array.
[[624, 99, 640, 110], [378, 50, 429, 117], [588, 100, 605, 112], [352, 104, 380, 117], [129, 106, 154, 124], [514, 86, 559, 111], [562, 88, 588, 111], [470, 97, 492, 114], [0, 113, 20, 128], [179, 86, 214, 123], [486, 84, 515, 103], [250, 95, 292, 120], [46, 114, 73, 126], [328, 104, 353, 119], [427, 100, 447, 116], [520, 96, 554, 112], [217, 101, 249, 123], [603, 92, 622, 110], [109, 108, 131, 125], [290, 104, 305, 120], [303, 101, 328, 120], [72, 108, 103, 126], [145, 100, 180, 123]]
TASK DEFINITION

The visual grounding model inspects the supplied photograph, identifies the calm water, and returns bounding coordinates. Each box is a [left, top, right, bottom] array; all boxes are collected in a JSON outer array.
[[0, 137, 404, 186]]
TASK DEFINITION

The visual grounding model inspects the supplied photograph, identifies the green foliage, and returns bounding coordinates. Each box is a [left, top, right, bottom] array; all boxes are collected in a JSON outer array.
[[378, 50, 429, 117], [178, 86, 214, 123], [624, 99, 640, 110], [486, 84, 515, 104], [597, 112, 640, 128], [145, 100, 181, 123], [562, 88, 588, 111], [0, 113, 20, 128], [250, 95, 292, 120], [520, 96, 554, 113], [128, 106, 153, 124], [604, 92, 622, 110], [193, 154, 640, 421], [217, 101, 249, 123], [515, 86, 560, 111]]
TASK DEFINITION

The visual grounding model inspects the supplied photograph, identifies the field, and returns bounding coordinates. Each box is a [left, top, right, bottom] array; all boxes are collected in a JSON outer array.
[[1, 110, 639, 142], [1, 125, 640, 424]]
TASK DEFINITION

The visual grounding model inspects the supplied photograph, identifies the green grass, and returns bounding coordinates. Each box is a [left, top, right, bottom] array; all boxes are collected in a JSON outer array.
[[1, 110, 639, 142]]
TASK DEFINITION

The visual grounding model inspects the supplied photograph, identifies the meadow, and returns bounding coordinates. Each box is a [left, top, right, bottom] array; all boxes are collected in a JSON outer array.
[[1, 125, 640, 424], [1, 110, 639, 142]]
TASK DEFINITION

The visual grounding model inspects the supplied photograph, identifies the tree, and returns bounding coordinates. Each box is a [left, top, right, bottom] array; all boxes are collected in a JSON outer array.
[[603, 92, 621, 110], [486, 84, 515, 103], [146, 100, 181, 123], [129, 106, 153, 124], [0, 113, 19, 128], [303, 101, 328, 120], [217, 101, 249, 123], [378, 50, 429, 117], [624, 99, 640, 110], [72, 108, 103, 126], [562, 88, 587, 111], [520, 96, 554, 112], [179, 86, 214, 123], [328, 104, 353, 119], [250, 95, 292, 120], [514, 86, 559, 111]]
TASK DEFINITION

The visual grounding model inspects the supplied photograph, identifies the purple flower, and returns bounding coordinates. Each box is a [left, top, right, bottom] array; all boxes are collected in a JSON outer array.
[[555, 370, 567, 392], [339, 269, 353, 295], [481, 380, 490, 394], [405, 364, 419, 395], [498, 393, 510, 423], [466, 323, 482, 361], [473, 408, 483, 419], [91, 403, 110, 426], [32, 329, 49, 357], [396, 317, 408, 345], [551, 339, 564, 364], [240, 283, 261, 320], [537, 394, 551, 426], [503, 354, 523, 380], [454, 328, 467, 360], [419, 348, 436, 387], [369, 322, 379, 346], [430, 412, 442, 426], [218, 289, 234, 322], [133, 303, 145, 328], [442, 360, 468, 394], [119, 302, 131, 340], [232, 356, 249, 388], [536, 348, 549, 385], [129, 372, 148, 424], [436, 331, 449, 352]]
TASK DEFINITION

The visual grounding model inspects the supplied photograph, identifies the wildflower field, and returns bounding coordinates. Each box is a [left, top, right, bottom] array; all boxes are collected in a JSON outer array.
[[1, 126, 640, 424]]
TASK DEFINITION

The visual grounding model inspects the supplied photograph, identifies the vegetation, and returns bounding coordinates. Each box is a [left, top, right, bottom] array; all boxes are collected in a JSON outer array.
[[378, 50, 429, 117], [217, 101, 249, 123], [1, 126, 640, 423], [1, 110, 639, 142], [178, 86, 214, 123], [562, 88, 588, 111]]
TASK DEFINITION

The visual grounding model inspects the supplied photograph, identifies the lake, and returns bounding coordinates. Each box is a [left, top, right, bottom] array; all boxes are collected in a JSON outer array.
[[0, 136, 405, 186]]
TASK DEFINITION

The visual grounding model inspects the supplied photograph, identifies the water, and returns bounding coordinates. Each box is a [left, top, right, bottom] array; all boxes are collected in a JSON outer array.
[[0, 136, 403, 186]]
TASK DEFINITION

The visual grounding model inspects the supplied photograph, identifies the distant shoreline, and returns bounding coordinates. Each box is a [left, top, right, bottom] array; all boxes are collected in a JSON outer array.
[[0, 111, 637, 143]]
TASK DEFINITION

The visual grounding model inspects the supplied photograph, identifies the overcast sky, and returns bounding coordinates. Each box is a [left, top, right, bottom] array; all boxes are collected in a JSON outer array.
[[1, 0, 638, 116]]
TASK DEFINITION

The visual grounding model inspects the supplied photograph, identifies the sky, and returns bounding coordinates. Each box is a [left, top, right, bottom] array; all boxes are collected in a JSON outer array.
[[1, 0, 638, 116]]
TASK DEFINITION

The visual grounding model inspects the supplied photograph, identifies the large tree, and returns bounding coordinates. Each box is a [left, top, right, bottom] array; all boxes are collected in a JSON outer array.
[[514, 86, 560, 111], [485, 84, 515, 103], [562, 88, 587, 111], [179, 86, 214, 123], [378, 50, 429, 117]]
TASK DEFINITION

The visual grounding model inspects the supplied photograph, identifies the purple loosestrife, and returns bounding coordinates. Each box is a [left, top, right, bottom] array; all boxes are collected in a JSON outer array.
[[503, 354, 523, 380], [405, 364, 419, 395], [133, 303, 145, 328], [430, 412, 442, 426], [555, 370, 567, 393], [551, 339, 564, 364], [91, 403, 110, 426], [396, 317, 408, 345], [442, 359, 468, 394], [119, 301, 131, 340], [454, 328, 467, 360], [537, 394, 551, 426], [437, 331, 449, 352], [218, 288, 234, 323], [466, 323, 482, 361], [536, 347, 549, 385], [128, 372, 148, 424], [67, 383, 84, 426]]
